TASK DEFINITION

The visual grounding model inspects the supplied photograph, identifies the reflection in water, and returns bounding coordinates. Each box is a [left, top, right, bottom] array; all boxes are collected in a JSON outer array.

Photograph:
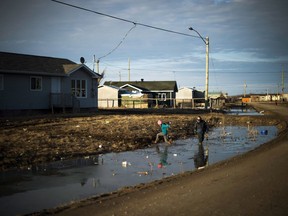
[[0, 126, 278, 216], [226, 107, 263, 116], [33, 155, 100, 172], [193, 144, 209, 169], [156, 145, 169, 168]]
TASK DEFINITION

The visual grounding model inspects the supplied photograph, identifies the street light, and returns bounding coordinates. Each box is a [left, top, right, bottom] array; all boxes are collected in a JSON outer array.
[[188, 27, 209, 109]]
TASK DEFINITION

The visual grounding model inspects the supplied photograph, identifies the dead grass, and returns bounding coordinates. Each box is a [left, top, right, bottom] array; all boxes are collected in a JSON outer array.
[[0, 111, 282, 170]]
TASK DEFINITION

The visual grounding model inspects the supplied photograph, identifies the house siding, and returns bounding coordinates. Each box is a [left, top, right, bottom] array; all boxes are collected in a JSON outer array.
[[0, 52, 101, 112], [176, 88, 193, 99], [68, 69, 98, 108], [98, 85, 119, 108], [0, 68, 99, 111], [0, 73, 52, 110]]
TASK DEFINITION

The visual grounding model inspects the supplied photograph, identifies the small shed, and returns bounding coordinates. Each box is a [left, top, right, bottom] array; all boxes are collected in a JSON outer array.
[[98, 85, 120, 108], [176, 87, 205, 108]]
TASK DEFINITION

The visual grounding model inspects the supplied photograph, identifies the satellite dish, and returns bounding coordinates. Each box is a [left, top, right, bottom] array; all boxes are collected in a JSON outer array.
[[80, 57, 85, 64]]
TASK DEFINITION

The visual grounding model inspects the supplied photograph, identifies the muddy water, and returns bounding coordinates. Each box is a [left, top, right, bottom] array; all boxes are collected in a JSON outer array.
[[0, 126, 277, 216], [226, 106, 263, 115]]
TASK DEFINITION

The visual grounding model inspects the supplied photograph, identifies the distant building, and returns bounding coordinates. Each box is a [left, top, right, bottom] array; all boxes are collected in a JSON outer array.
[[98, 85, 121, 108], [176, 87, 204, 108], [102, 80, 178, 108], [209, 92, 227, 107]]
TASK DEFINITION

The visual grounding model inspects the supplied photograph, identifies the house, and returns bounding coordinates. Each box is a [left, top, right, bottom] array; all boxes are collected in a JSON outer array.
[[242, 97, 251, 103], [176, 87, 205, 108], [103, 80, 178, 108], [209, 92, 227, 107], [119, 84, 152, 108], [250, 94, 282, 102], [0, 52, 101, 113]]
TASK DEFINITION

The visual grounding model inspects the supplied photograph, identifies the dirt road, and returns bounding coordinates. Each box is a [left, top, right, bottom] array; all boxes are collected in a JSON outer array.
[[43, 103, 288, 216]]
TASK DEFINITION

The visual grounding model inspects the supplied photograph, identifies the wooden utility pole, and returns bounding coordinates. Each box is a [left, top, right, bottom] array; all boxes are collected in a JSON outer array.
[[244, 81, 247, 97], [128, 58, 131, 81], [282, 64, 285, 94]]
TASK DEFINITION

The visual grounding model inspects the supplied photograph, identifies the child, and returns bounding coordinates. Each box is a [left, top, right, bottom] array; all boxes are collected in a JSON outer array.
[[154, 120, 172, 144]]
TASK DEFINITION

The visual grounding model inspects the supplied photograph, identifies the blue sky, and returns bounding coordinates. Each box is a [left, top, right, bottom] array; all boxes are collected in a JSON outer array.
[[1, 0, 287, 95]]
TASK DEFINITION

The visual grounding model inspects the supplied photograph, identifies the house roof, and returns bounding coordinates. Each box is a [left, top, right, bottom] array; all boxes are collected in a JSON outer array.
[[104, 81, 178, 92], [0, 52, 100, 77], [119, 83, 150, 92]]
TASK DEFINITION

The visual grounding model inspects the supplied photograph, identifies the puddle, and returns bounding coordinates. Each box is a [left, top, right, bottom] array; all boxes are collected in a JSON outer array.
[[225, 107, 263, 115], [0, 126, 278, 216]]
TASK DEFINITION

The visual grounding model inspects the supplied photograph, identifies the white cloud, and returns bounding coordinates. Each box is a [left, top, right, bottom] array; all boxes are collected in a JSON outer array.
[[0, 0, 287, 95]]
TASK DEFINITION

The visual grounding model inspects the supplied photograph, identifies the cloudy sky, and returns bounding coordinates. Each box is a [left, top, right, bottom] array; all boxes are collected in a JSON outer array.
[[1, 0, 287, 95]]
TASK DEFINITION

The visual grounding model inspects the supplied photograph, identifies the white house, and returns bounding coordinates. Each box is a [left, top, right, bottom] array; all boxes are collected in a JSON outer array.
[[176, 87, 205, 108], [98, 85, 120, 108]]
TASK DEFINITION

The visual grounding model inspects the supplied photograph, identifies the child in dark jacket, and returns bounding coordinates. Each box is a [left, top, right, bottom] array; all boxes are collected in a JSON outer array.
[[194, 116, 208, 145]]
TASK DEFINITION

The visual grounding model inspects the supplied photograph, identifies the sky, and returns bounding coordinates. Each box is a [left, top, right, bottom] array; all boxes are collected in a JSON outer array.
[[1, 0, 288, 96]]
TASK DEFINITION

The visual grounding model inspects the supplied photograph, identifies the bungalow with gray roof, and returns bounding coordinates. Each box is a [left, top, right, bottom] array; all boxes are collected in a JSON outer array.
[[0, 52, 101, 114], [103, 80, 178, 108]]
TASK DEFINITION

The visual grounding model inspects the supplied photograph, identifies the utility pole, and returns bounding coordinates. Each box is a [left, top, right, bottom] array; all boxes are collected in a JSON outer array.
[[205, 37, 209, 109], [282, 64, 285, 94], [244, 81, 247, 97], [128, 58, 131, 81], [188, 27, 209, 109], [93, 55, 96, 72], [93, 55, 100, 73]]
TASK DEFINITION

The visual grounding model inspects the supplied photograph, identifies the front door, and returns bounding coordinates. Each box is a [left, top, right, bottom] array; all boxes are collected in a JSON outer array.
[[51, 77, 61, 93]]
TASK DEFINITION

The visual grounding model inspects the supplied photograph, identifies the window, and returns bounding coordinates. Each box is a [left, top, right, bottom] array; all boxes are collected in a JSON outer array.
[[30, 76, 42, 91], [0, 75, 3, 90], [158, 93, 167, 101], [71, 79, 87, 98]]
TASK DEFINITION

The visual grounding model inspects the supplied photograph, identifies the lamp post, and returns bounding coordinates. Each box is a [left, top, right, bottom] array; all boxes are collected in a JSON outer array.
[[188, 27, 209, 109]]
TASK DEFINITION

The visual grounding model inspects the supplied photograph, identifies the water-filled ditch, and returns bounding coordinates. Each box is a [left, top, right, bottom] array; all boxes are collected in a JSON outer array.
[[0, 125, 278, 216]]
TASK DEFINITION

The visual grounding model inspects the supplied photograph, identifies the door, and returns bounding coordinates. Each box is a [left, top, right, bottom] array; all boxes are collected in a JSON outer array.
[[51, 77, 61, 93]]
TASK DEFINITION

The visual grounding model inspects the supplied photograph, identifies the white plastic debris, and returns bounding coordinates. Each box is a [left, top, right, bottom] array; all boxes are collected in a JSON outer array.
[[122, 161, 128, 167]]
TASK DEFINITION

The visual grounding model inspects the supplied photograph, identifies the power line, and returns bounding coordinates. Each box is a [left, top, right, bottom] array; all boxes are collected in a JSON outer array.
[[50, 0, 199, 39], [101, 61, 283, 74], [98, 24, 137, 60]]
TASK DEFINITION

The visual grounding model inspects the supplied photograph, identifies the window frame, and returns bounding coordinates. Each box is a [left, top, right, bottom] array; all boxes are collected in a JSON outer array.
[[30, 76, 42, 91], [0, 74, 3, 90], [71, 79, 87, 98], [158, 93, 167, 101]]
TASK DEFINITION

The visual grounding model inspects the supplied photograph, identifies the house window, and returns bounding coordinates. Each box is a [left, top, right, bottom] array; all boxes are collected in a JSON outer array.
[[158, 93, 167, 101], [0, 74, 3, 90], [30, 76, 42, 91], [71, 79, 87, 98]]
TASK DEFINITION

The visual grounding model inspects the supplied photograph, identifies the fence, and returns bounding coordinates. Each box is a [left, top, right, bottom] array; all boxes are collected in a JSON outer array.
[[98, 98, 208, 109]]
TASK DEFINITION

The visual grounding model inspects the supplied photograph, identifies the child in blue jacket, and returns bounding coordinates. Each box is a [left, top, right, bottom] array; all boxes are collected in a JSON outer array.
[[154, 120, 172, 144]]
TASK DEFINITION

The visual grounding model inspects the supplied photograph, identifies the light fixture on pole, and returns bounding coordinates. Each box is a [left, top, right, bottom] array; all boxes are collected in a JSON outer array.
[[188, 27, 209, 109]]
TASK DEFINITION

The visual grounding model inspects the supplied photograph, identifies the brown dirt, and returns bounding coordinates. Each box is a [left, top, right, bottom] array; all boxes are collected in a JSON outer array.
[[0, 108, 284, 171], [27, 102, 288, 216]]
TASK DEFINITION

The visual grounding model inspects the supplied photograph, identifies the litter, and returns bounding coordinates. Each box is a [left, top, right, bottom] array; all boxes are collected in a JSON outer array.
[[137, 171, 149, 175]]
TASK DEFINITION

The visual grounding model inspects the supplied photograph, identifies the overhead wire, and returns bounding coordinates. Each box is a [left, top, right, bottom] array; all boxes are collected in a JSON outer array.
[[50, 0, 281, 91], [50, 0, 200, 39], [98, 24, 137, 60]]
